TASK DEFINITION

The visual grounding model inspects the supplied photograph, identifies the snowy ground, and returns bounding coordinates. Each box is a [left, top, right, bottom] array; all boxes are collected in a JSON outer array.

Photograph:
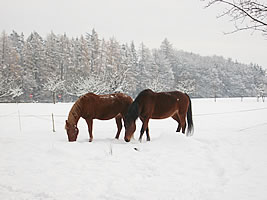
[[0, 98, 267, 200]]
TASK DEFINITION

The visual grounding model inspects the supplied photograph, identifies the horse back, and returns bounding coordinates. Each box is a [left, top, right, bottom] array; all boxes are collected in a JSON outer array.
[[135, 90, 179, 119], [135, 90, 190, 119], [80, 93, 132, 120], [151, 92, 181, 119]]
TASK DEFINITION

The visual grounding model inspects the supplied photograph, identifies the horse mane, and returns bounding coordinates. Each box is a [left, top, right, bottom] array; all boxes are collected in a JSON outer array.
[[125, 101, 139, 124], [67, 97, 83, 125], [125, 89, 154, 124]]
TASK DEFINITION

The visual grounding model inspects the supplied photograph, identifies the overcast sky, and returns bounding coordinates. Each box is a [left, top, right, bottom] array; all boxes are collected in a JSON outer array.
[[1, 0, 266, 68]]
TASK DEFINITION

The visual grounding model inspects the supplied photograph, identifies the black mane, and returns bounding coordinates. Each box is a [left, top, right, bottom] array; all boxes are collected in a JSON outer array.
[[125, 101, 139, 125], [125, 89, 153, 126]]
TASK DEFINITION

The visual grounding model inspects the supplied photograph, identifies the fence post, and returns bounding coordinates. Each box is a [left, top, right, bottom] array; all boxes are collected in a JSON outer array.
[[52, 113, 56, 132], [17, 103, 22, 133]]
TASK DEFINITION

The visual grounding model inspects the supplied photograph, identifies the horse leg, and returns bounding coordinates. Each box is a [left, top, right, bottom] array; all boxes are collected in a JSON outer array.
[[178, 113, 186, 134], [115, 115, 122, 139], [139, 117, 150, 142], [86, 118, 93, 142], [146, 127, 150, 141], [172, 113, 181, 132]]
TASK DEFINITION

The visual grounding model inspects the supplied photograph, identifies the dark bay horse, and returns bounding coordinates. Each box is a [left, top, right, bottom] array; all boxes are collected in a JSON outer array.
[[124, 89, 194, 142], [65, 92, 133, 142]]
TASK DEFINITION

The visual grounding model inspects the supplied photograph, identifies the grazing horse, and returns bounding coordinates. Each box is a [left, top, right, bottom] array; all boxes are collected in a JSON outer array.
[[65, 92, 133, 142], [124, 89, 194, 142]]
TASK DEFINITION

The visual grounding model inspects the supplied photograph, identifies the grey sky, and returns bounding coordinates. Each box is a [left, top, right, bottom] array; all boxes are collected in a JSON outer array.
[[1, 0, 266, 68]]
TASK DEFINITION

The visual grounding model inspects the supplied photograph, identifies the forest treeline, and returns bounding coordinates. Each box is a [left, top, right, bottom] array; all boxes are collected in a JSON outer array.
[[0, 29, 266, 103]]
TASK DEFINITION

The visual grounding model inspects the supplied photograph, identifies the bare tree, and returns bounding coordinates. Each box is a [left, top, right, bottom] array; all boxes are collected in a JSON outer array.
[[203, 0, 267, 36]]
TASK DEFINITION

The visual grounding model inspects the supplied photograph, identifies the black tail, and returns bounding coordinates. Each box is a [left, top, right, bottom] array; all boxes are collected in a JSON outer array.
[[125, 101, 139, 124], [186, 94, 194, 136]]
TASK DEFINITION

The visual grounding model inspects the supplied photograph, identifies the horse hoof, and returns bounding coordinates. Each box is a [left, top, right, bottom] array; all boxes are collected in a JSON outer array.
[[89, 139, 93, 142]]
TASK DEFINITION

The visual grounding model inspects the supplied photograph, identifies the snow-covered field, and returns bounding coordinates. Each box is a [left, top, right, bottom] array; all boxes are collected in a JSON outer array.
[[0, 98, 267, 200]]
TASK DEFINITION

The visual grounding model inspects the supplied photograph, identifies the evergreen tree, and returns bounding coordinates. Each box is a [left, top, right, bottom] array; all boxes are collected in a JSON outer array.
[[0, 31, 23, 101], [23, 32, 45, 101], [86, 29, 101, 73]]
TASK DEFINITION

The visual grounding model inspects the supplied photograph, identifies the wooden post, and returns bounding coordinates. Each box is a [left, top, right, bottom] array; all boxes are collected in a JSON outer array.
[[53, 92, 56, 104], [17, 103, 22, 133], [52, 113, 56, 132]]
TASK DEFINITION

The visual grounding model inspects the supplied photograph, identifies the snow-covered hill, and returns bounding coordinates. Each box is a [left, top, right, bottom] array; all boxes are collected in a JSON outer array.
[[0, 98, 267, 200]]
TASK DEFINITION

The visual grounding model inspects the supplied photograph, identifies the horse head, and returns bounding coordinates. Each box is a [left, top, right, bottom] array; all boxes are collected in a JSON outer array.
[[124, 118, 136, 142], [65, 120, 79, 142], [124, 101, 139, 142]]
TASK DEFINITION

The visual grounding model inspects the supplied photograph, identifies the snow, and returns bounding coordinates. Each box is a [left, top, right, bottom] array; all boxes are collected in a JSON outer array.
[[0, 98, 267, 200]]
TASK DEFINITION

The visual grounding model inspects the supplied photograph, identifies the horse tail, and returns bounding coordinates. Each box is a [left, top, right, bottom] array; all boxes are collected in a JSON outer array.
[[185, 94, 194, 136], [125, 100, 139, 123]]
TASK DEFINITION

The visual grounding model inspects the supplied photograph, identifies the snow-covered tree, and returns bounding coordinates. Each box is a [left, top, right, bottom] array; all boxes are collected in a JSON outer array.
[[65, 75, 107, 96], [0, 31, 24, 101], [0, 30, 266, 102], [152, 48, 175, 91], [43, 75, 65, 103], [146, 76, 168, 92], [0, 79, 23, 101], [137, 43, 155, 93], [22, 32, 45, 101], [86, 29, 101, 73]]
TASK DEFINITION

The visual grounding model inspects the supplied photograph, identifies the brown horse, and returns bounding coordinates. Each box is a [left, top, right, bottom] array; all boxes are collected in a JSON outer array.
[[124, 89, 193, 142], [65, 92, 133, 142]]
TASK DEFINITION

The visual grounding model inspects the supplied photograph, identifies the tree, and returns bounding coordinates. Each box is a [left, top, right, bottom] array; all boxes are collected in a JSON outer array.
[[86, 29, 101, 73], [160, 38, 173, 59], [146, 75, 167, 92], [174, 71, 196, 95], [0, 79, 23, 101], [45, 32, 61, 76], [65, 75, 107, 96], [118, 44, 137, 94], [43, 75, 65, 103], [104, 38, 125, 92], [23, 32, 45, 101], [0, 31, 24, 101], [151, 40, 175, 91], [0, 29, 266, 101], [136, 43, 156, 93], [203, 0, 267, 36]]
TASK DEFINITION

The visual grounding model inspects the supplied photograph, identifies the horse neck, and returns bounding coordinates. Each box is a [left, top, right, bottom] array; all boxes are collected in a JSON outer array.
[[126, 100, 139, 122], [67, 103, 81, 125]]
